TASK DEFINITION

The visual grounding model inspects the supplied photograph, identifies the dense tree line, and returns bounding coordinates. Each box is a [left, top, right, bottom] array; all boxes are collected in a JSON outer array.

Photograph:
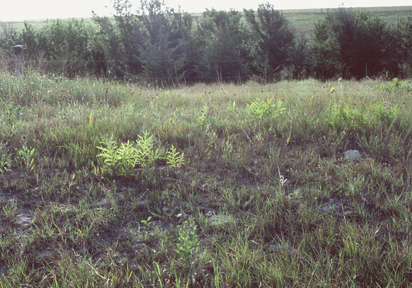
[[1, 0, 411, 83]]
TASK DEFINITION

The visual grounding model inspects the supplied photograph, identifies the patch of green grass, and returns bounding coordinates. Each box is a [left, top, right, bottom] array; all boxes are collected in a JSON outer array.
[[0, 71, 412, 286]]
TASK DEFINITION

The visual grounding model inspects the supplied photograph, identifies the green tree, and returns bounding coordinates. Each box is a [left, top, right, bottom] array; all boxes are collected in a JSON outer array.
[[1, 20, 93, 76], [137, 0, 187, 85], [195, 9, 250, 82], [244, 3, 295, 81], [307, 19, 342, 79], [37, 19, 91, 77], [290, 34, 309, 79], [388, 15, 412, 78], [308, 8, 397, 79], [0, 22, 41, 58], [92, 0, 142, 78]]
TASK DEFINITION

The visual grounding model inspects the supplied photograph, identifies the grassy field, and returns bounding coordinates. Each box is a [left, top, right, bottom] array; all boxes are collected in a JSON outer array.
[[1, 5, 412, 39], [0, 69, 412, 286]]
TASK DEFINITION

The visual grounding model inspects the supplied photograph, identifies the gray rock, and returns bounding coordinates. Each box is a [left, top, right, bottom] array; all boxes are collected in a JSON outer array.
[[205, 211, 214, 217], [344, 150, 361, 161], [207, 215, 235, 226], [319, 203, 338, 213], [269, 243, 296, 254], [94, 199, 109, 206], [15, 213, 33, 227], [37, 250, 52, 259]]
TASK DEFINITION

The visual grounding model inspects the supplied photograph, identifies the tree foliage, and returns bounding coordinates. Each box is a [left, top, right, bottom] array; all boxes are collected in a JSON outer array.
[[244, 3, 295, 81], [1, 2, 412, 81], [308, 8, 402, 79], [136, 0, 187, 85], [194, 9, 251, 82], [92, 0, 142, 78]]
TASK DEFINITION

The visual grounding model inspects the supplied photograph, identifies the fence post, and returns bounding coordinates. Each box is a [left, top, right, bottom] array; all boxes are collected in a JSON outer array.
[[11, 45, 24, 77]]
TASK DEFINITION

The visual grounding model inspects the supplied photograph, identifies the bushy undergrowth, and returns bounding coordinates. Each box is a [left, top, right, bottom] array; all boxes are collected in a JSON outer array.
[[377, 77, 412, 94], [0, 72, 412, 287]]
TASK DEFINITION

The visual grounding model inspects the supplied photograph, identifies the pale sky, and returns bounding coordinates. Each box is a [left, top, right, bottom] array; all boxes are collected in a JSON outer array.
[[0, 0, 410, 21]]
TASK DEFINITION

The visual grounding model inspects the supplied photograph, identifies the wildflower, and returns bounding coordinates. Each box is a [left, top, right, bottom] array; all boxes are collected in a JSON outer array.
[[330, 87, 335, 93], [338, 78, 342, 82]]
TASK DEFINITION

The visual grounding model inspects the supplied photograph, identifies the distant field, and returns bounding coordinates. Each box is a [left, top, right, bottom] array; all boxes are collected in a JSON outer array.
[[1, 5, 411, 40], [283, 6, 412, 38]]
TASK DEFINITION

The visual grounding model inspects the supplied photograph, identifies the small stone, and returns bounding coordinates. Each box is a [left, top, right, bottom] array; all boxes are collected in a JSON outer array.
[[95, 199, 108, 206], [319, 203, 337, 213], [269, 243, 296, 254], [15, 213, 33, 227], [344, 150, 361, 161], [37, 250, 52, 259], [207, 215, 235, 226], [205, 211, 213, 217]]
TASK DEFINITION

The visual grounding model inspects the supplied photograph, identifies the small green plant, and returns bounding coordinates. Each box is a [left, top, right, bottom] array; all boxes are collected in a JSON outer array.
[[15, 142, 36, 172], [0, 144, 12, 173], [377, 78, 412, 93], [325, 103, 368, 133], [97, 131, 185, 177], [135, 131, 165, 168], [247, 98, 285, 119], [4, 103, 22, 126], [166, 145, 185, 168], [1, 104, 21, 144], [96, 136, 120, 175], [174, 220, 200, 263], [197, 105, 209, 127], [1, 199, 17, 222], [371, 102, 399, 125], [140, 215, 152, 232], [116, 140, 139, 176], [97, 132, 165, 177], [227, 100, 237, 113]]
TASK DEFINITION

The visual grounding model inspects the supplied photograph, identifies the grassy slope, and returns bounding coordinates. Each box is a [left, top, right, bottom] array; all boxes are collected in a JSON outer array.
[[2, 6, 412, 39], [0, 71, 412, 286]]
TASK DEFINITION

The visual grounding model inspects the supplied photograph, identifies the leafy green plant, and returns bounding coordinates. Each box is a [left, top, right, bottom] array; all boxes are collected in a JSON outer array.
[[135, 131, 165, 168], [371, 102, 399, 125], [175, 220, 200, 263], [97, 131, 184, 177], [197, 105, 209, 127], [0, 144, 12, 173], [325, 103, 368, 133], [96, 136, 122, 176], [15, 142, 36, 172], [140, 216, 152, 232], [377, 78, 412, 93], [166, 145, 185, 168], [247, 98, 285, 119], [1, 199, 17, 221], [4, 103, 22, 126], [98, 132, 162, 176], [116, 140, 139, 176]]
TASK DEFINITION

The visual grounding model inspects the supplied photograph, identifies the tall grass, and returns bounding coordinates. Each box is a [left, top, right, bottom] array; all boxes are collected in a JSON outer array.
[[0, 71, 412, 287]]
